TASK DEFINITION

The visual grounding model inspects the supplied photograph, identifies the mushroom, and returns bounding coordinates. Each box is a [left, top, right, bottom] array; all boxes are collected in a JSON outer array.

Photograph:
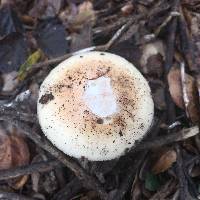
[[37, 51, 154, 161]]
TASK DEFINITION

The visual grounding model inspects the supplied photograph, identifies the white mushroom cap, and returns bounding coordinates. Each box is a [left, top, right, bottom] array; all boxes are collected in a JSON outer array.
[[37, 51, 154, 161]]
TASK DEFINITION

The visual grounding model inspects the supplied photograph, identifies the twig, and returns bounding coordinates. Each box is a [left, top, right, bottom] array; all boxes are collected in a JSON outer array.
[[133, 126, 199, 152], [0, 105, 37, 123], [165, 0, 180, 73], [154, 11, 180, 37], [164, 0, 180, 124], [104, 14, 145, 50], [178, 11, 196, 72], [52, 178, 83, 200], [0, 79, 29, 101], [109, 166, 136, 200], [0, 160, 60, 181], [149, 179, 177, 200], [0, 191, 35, 200], [0, 116, 108, 200], [175, 145, 194, 200]]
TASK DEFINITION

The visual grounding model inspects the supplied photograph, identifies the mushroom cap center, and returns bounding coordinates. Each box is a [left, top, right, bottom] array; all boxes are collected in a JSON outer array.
[[83, 76, 118, 118]]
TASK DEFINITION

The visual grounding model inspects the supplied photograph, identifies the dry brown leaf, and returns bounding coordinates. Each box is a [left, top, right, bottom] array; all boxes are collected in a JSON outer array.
[[168, 66, 200, 124], [11, 175, 29, 190], [68, 1, 95, 31], [152, 150, 177, 174], [10, 134, 30, 167], [0, 128, 12, 170], [8, 133, 30, 189], [0, 127, 30, 189], [168, 66, 184, 108], [121, 2, 134, 16]]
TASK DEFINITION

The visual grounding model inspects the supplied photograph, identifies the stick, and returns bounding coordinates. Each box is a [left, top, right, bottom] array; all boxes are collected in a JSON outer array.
[[0, 160, 60, 181], [0, 191, 35, 200], [164, 0, 180, 124], [52, 178, 83, 200], [134, 126, 199, 152], [0, 105, 37, 123]]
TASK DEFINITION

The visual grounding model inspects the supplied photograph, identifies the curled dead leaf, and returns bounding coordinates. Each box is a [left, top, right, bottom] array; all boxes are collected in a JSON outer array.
[[168, 66, 200, 124], [0, 127, 30, 189], [0, 128, 12, 170], [168, 66, 184, 109], [152, 150, 177, 174], [8, 133, 30, 189], [9, 134, 30, 167]]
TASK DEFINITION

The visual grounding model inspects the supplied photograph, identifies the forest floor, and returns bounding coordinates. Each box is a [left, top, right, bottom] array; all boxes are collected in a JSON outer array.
[[0, 0, 200, 200]]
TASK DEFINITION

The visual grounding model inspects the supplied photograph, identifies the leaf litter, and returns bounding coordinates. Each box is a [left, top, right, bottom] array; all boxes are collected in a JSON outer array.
[[0, 0, 200, 200]]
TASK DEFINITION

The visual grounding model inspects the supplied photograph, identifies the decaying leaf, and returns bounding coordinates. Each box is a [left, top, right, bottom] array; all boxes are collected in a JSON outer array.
[[0, 32, 28, 73], [0, 128, 12, 170], [63, 1, 96, 31], [121, 2, 134, 16], [9, 133, 30, 167], [34, 18, 69, 58], [149, 79, 166, 110], [1, 71, 19, 92], [29, 0, 63, 19], [145, 172, 161, 192], [18, 49, 42, 80], [140, 40, 165, 76], [0, 127, 30, 189], [152, 149, 177, 174], [0, 4, 24, 38], [168, 66, 200, 124], [168, 66, 184, 108]]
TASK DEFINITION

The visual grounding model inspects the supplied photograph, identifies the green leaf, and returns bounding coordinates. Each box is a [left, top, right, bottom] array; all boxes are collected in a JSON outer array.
[[18, 49, 42, 80], [145, 172, 161, 192]]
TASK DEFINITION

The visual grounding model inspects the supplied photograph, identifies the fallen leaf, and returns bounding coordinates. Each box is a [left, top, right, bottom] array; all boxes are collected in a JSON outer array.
[[34, 18, 69, 58], [10, 175, 29, 190], [66, 1, 96, 31], [0, 126, 30, 189], [110, 39, 142, 67], [80, 191, 99, 200], [145, 172, 161, 192], [70, 24, 92, 52], [10, 134, 30, 167], [152, 150, 177, 174], [168, 66, 184, 108], [0, 32, 28, 73], [29, 0, 63, 19], [0, 128, 12, 170], [2, 71, 19, 92], [168, 66, 200, 124], [0, 4, 24, 38], [121, 2, 134, 16], [18, 49, 42, 80], [8, 133, 30, 189], [149, 80, 166, 110]]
